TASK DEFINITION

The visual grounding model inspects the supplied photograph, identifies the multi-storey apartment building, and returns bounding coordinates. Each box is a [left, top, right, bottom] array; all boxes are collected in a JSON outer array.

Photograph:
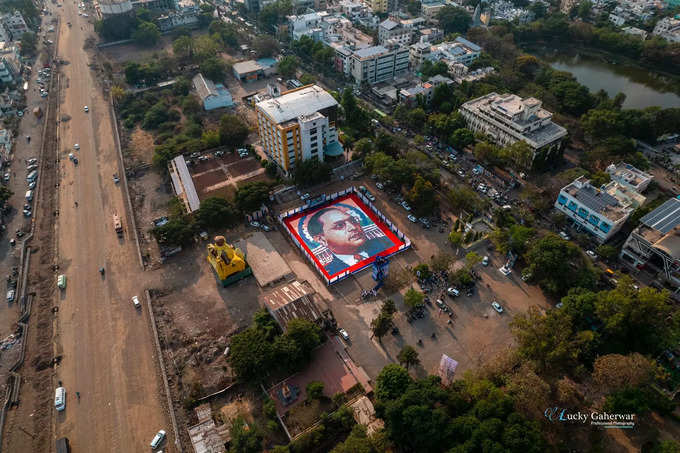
[[255, 85, 342, 175], [459, 93, 567, 169], [349, 44, 409, 84]]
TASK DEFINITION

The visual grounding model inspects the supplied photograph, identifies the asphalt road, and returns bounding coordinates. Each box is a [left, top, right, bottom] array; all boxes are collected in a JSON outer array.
[[51, 1, 171, 451]]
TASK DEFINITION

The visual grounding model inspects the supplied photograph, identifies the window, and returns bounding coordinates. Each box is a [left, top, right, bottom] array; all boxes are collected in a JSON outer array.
[[578, 208, 588, 219], [600, 223, 611, 233], [567, 201, 578, 212], [588, 215, 600, 226], [310, 128, 317, 135], [557, 195, 567, 205]]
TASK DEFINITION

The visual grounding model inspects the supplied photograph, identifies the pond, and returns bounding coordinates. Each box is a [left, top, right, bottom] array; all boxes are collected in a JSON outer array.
[[532, 48, 680, 110]]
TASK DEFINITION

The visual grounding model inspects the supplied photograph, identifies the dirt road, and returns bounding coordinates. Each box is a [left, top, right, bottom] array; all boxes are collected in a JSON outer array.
[[49, 2, 170, 452]]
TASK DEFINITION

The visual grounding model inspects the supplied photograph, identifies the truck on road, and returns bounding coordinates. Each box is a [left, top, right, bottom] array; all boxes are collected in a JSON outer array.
[[113, 214, 123, 237]]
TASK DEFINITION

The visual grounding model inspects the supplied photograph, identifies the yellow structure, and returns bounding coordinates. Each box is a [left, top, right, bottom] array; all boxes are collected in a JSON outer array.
[[367, 0, 387, 12], [207, 236, 250, 286]]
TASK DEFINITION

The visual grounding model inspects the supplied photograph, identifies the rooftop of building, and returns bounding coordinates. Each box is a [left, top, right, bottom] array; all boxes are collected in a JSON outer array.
[[454, 36, 482, 52], [606, 162, 653, 190], [380, 19, 399, 29], [232, 60, 263, 74], [262, 281, 324, 331], [192, 73, 228, 101], [562, 175, 633, 222], [632, 198, 680, 257], [353, 45, 390, 58], [256, 85, 338, 124], [462, 92, 567, 147]]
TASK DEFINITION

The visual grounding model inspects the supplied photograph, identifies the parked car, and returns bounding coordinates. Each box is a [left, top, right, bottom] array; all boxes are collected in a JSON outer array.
[[447, 287, 460, 297], [365, 192, 376, 202], [407, 214, 417, 222], [132, 295, 141, 309], [499, 266, 511, 276], [83, 105, 89, 112], [150, 430, 166, 449], [73, 143, 80, 150], [375, 182, 384, 190], [400, 201, 411, 211], [491, 301, 503, 313], [3, 173, 9, 182], [482, 256, 489, 266], [559, 231, 570, 241], [586, 250, 597, 258], [338, 328, 349, 341], [6, 289, 15, 303]]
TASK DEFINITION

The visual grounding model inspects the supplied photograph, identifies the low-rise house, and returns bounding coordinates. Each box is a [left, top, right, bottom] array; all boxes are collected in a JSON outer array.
[[192, 73, 233, 110]]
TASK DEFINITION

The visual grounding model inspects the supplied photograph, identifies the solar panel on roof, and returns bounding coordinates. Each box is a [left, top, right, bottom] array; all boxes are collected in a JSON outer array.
[[640, 198, 680, 233]]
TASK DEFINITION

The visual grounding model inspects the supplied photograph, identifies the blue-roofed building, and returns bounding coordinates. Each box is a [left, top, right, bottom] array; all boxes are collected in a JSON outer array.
[[621, 197, 680, 287], [192, 73, 233, 111], [554, 175, 634, 243]]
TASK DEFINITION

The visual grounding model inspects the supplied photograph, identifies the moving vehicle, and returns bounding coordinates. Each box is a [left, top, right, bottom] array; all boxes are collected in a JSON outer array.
[[491, 301, 503, 313], [150, 430, 166, 449], [132, 295, 141, 309], [54, 386, 66, 411], [113, 214, 123, 237]]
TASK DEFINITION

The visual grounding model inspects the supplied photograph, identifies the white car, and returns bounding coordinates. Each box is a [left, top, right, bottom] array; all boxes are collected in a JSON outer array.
[[365, 192, 376, 202], [73, 143, 80, 150], [491, 301, 503, 313], [338, 328, 349, 341], [482, 256, 489, 266], [499, 266, 511, 276], [401, 201, 411, 211], [150, 430, 166, 449], [250, 221, 261, 229], [586, 250, 597, 258], [68, 153, 75, 161], [132, 295, 141, 309], [447, 287, 460, 297], [559, 231, 570, 241], [83, 105, 89, 112], [407, 214, 417, 222], [375, 182, 384, 190], [3, 173, 9, 182], [28, 181, 36, 189], [6, 289, 15, 303]]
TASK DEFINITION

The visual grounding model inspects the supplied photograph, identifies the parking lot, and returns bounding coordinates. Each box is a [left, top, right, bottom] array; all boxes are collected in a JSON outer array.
[[279, 177, 553, 380]]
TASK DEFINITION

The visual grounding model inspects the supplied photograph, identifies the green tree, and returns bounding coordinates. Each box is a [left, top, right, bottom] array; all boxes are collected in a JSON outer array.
[[404, 288, 425, 312], [0, 186, 13, 204], [371, 313, 393, 342], [595, 244, 618, 261], [465, 251, 482, 268], [132, 21, 160, 47], [436, 6, 472, 34], [200, 56, 227, 81], [151, 217, 194, 245], [330, 425, 377, 453], [449, 128, 474, 149], [397, 345, 420, 370], [195, 197, 239, 229], [234, 181, 270, 213], [352, 137, 374, 159], [524, 234, 597, 297], [252, 35, 280, 58], [219, 114, 250, 148], [511, 306, 595, 372], [293, 159, 332, 188], [306, 381, 325, 400], [448, 230, 463, 248], [577, 0, 592, 19], [375, 364, 412, 401], [229, 416, 262, 453], [277, 55, 298, 78], [173, 35, 194, 59], [407, 175, 438, 217], [20, 32, 37, 55], [229, 326, 275, 382]]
